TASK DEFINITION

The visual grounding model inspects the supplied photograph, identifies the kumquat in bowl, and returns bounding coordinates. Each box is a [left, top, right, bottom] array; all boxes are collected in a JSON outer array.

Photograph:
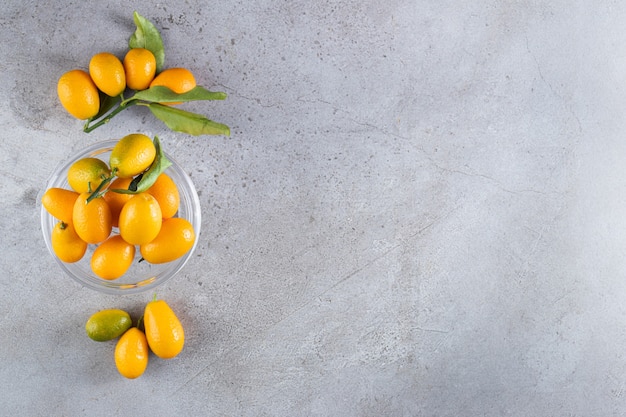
[[40, 136, 201, 295]]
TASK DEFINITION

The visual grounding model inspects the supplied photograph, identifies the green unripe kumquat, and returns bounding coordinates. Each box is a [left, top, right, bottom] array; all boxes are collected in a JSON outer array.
[[85, 309, 132, 342]]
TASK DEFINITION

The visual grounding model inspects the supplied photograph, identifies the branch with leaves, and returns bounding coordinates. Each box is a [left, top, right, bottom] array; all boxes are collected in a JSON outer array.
[[83, 12, 230, 137], [87, 136, 171, 203]]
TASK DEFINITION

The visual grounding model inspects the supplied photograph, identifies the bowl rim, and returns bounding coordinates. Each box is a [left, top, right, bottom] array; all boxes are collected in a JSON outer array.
[[40, 139, 201, 295]]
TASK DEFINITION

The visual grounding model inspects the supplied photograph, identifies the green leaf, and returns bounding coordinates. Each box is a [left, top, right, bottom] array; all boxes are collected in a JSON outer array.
[[123, 86, 227, 106], [126, 173, 144, 192], [129, 11, 165, 72], [111, 136, 172, 194], [148, 103, 231, 136]]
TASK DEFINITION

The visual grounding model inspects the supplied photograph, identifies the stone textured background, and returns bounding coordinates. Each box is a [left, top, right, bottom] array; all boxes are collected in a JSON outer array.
[[2, 1, 626, 416]]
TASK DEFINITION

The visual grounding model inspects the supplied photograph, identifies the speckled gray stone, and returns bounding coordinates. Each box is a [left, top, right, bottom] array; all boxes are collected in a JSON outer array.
[[2, 1, 626, 416]]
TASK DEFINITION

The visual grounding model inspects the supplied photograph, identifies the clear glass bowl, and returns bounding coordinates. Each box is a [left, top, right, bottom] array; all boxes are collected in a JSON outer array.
[[40, 140, 201, 295]]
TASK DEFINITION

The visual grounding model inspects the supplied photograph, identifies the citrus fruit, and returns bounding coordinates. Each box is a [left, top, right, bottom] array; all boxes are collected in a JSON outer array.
[[57, 69, 100, 120], [146, 173, 180, 219], [67, 157, 111, 193], [123, 48, 157, 90], [91, 235, 136, 280], [118, 193, 162, 245], [51, 221, 87, 263], [109, 133, 156, 178], [144, 298, 184, 359], [85, 309, 132, 342], [115, 327, 149, 379], [149, 67, 196, 104], [140, 218, 195, 264], [41, 187, 79, 223], [103, 177, 134, 227], [72, 193, 113, 244], [89, 52, 126, 97]]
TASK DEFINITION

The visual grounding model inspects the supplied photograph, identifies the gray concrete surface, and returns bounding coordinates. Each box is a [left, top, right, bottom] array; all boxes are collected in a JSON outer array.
[[2, 0, 626, 416]]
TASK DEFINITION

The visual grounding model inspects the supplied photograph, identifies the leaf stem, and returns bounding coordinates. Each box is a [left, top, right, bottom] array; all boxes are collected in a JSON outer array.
[[83, 101, 137, 133], [86, 168, 118, 203]]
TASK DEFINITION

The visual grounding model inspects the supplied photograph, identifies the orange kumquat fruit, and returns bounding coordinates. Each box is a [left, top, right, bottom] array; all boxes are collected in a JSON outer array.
[[149, 67, 196, 105], [41, 187, 79, 224], [91, 235, 136, 280], [103, 177, 134, 228], [72, 193, 113, 244], [123, 48, 157, 90], [109, 133, 156, 178], [57, 69, 100, 120], [140, 217, 195, 264], [118, 193, 162, 245], [115, 327, 149, 379], [89, 52, 126, 97], [67, 157, 111, 194], [146, 173, 180, 219], [51, 221, 88, 263]]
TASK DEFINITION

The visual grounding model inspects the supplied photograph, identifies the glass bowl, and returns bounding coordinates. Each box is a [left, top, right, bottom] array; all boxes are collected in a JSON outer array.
[[40, 139, 201, 295]]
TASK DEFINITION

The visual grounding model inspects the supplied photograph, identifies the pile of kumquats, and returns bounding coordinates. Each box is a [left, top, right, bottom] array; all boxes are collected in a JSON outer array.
[[57, 11, 229, 136], [85, 297, 184, 379], [41, 133, 195, 281], [45, 11, 230, 379]]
